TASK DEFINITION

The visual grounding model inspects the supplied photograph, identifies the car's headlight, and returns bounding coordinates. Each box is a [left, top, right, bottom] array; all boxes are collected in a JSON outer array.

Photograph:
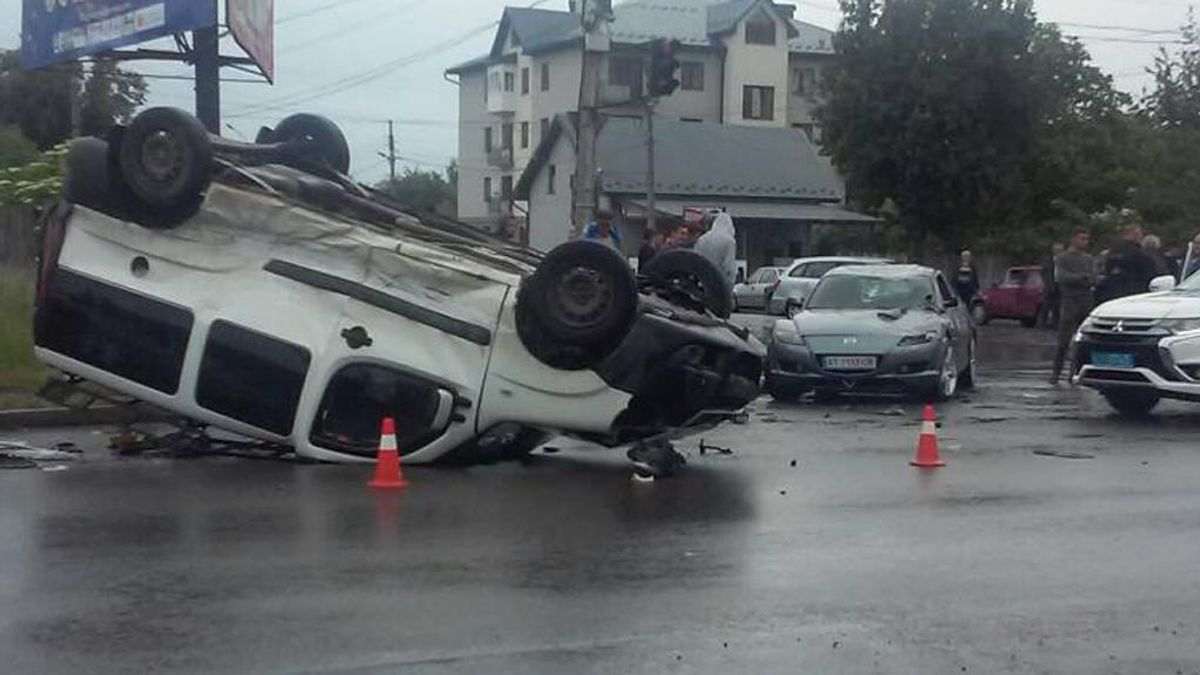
[[1160, 318, 1200, 334], [772, 320, 806, 345], [897, 330, 941, 347]]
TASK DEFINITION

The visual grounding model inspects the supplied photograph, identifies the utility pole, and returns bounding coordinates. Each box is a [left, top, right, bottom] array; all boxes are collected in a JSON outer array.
[[193, 24, 221, 134], [644, 100, 656, 234], [387, 120, 397, 182], [570, 0, 613, 239], [68, 63, 83, 137]]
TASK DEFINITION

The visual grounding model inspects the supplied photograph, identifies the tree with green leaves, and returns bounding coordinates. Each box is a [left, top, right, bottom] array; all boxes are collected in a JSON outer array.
[[375, 164, 457, 215], [0, 50, 147, 149], [820, 0, 1136, 260]]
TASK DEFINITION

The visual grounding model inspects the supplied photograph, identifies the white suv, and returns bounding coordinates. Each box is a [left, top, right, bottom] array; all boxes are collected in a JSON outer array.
[[1075, 274, 1200, 415], [33, 108, 764, 464]]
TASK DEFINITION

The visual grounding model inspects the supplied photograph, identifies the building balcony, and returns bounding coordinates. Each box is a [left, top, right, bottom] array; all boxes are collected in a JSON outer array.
[[487, 147, 514, 170]]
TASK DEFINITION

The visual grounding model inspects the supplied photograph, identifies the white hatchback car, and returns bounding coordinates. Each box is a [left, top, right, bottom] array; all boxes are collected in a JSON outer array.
[[33, 108, 764, 464]]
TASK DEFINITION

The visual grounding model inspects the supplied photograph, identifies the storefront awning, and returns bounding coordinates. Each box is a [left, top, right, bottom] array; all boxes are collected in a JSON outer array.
[[623, 198, 879, 223]]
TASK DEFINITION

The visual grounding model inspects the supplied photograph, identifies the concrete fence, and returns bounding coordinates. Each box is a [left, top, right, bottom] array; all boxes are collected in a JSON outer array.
[[1, 207, 39, 268]]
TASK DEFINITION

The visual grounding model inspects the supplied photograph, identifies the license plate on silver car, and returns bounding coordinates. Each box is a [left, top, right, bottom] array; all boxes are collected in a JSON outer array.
[[822, 356, 877, 371]]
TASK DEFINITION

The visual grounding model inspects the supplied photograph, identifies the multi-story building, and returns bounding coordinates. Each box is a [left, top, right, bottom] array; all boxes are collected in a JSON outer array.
[[446, 0, 839, 237]]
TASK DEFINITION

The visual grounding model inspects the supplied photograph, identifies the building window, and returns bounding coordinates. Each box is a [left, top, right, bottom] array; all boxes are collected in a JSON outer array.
[[484, 177, 492, 202], [745, 10, 777, 45], [521, 67, 530, 95], [501, 175, 513, 200], [501, 122, 514, 149], [489, 72, 499, 92], [680, 61, 704, 91], [793, 67, 817, 96], [540, 117, 550, 141], [680, 117, 703, 123], [484, 127, 493, 153], [609, 54, 644, 94], [743, 85, 775, 120], [540, 62, 550, 91], [503, 71, 514, 92], [520, 121, 530, 149], [547, 164, 556, 195]]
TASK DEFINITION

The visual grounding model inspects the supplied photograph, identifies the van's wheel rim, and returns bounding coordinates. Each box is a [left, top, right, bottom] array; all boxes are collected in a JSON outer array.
[[139, 130, 185, 184], [939, 345, 958, 397], [552, 266, 612, 329]]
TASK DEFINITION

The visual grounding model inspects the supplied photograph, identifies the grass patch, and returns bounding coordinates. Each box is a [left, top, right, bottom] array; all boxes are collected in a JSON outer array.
[[0, 265, 50, 404]]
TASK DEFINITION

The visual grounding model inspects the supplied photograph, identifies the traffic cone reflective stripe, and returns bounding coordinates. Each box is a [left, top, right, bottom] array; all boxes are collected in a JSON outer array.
[[910, 404, 946, 468], [368, 417, 409, 489]]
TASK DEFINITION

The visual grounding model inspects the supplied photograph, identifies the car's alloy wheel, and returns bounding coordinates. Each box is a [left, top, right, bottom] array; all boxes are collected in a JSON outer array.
[[937, 344, 958, 399]]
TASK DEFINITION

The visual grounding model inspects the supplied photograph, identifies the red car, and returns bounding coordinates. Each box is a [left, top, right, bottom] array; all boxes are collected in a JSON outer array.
[[979, 266, 1045, 327]]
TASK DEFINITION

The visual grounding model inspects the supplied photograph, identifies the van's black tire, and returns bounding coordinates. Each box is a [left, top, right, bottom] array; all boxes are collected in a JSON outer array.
[[117, 107, 212, 213], [271, 113, 351, 174], [516, 241, 638, 369], [642, 249, 733, 318]]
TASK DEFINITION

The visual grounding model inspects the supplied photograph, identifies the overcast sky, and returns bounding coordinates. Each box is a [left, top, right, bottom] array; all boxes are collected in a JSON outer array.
[[1, 0, 1195, 183]]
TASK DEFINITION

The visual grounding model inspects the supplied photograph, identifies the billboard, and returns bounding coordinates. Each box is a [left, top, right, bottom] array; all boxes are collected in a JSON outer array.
[[21, 0, 218, 70], [227, 0, 273, 83]]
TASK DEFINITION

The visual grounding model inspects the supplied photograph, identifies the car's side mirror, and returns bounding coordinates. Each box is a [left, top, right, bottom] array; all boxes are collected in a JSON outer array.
[[1149, 275, 1177, 293]]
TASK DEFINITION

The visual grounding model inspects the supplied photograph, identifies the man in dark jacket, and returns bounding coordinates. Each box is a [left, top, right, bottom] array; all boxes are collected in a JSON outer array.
[[1051, 229, 1097, 385], [953, 250, 981, 304], [1099, 225, 1155, 302]]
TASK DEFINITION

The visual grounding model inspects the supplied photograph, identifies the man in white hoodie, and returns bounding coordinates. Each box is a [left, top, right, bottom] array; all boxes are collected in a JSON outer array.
[[694, 210, 737, 285]]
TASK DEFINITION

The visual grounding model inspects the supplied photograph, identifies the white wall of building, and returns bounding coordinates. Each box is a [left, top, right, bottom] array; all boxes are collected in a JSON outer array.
[[786, 53, 831, 130], [527, 133, 577, 252], [721, 6, 790, 128], [653, 49, 724, 123], [456, 70, 491, 222]]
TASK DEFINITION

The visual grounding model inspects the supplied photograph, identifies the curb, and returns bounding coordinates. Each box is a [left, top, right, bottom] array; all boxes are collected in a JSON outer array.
[[0, 405, 172, 431]]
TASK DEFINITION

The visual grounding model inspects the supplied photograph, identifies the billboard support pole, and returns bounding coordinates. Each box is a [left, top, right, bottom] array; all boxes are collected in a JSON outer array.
[[194, 25, 221, 134]]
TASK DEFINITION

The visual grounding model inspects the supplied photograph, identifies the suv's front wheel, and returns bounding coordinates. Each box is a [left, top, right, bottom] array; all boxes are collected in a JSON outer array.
[[1102, 390, 1160, 417]]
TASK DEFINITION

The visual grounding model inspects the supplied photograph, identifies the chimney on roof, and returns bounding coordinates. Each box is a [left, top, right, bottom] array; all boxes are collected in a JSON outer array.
[[776, 3, 796, 18]]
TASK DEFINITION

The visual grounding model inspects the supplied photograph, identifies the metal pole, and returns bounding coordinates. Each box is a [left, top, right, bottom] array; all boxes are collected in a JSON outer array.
[[387, 120, 397, 182], [645, 100, 656, 235], [570, 0, 611, 239], [193, 25, 221, 134]]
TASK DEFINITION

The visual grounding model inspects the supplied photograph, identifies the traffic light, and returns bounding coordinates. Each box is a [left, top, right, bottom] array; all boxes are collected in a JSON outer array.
[[648, 38, 680, 98]]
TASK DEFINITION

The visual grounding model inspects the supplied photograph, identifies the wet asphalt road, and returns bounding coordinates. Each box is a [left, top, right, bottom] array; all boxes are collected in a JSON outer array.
[[3, 321, 1200, 674]]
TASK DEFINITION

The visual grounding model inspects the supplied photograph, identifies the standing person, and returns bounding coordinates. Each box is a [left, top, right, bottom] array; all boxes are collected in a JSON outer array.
[[1050, 229, 1097, 386], [953, 250, 981, 304], [693, 210, 738, 286], [638, 228, 661, 270], [1184, 233, 1200, 280], [1041, 242, 1065, 329], [1101, 224, 1155, 301], [584, 209, 622, 252], [1142, 234, 1179, 279]]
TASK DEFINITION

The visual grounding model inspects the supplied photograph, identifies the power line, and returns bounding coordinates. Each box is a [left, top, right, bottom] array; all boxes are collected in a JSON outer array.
[[225, 0, 554, 119], [1069, 33, 1188, 45], [277, 0, 379, 26], [1052, 21, 1182, 35], [277, 0, 429, 55]]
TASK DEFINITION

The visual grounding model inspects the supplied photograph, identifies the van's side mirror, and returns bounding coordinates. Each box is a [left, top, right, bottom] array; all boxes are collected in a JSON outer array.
[[1149, 275, 1177, 293]]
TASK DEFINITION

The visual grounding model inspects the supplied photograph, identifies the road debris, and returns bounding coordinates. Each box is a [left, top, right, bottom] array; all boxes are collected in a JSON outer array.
[[699, 439, 733, 455], [1032, 449, 1095, 460]]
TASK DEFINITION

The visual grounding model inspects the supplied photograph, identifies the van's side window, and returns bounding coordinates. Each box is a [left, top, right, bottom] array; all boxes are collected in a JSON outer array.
[[311, 364, 444, 456], [196, 321, 311, 435]]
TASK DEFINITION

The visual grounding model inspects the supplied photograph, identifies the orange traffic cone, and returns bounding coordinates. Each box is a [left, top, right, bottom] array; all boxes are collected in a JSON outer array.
[[368, 417, 409, 489], [910, 404, 945, 468]]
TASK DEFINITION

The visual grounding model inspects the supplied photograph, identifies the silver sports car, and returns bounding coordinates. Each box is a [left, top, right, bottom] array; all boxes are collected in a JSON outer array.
[[765, 265, 977, 401]]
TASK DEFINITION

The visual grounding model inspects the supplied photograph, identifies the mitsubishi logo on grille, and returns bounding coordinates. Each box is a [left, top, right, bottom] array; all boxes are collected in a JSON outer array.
[[843, 336, 858, 345], [1113, 321, 1126, 333]]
